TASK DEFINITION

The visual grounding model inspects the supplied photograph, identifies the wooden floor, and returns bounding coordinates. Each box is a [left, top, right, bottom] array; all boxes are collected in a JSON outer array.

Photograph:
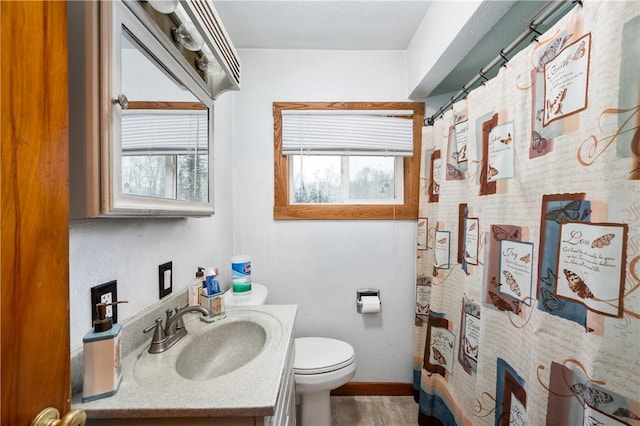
[[330, 396, 418, 426]]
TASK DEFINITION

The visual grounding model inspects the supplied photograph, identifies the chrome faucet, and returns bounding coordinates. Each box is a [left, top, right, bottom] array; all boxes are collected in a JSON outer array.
[[143, 304, 209, 354]]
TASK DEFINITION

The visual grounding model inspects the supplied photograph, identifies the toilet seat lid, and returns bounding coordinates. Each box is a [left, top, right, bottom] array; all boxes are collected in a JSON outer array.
[[294, 337, 355, 375]]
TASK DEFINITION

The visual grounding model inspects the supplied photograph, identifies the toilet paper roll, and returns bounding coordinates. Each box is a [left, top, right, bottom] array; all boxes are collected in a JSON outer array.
[[360, 295, 381, 313]]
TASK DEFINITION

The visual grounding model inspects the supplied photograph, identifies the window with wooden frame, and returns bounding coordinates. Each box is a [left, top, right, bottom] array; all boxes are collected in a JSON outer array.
[[273, 101, 424, 220]]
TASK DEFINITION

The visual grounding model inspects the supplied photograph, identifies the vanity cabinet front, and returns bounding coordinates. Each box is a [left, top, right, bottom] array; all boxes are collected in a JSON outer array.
[[266, 339, 296, 426]]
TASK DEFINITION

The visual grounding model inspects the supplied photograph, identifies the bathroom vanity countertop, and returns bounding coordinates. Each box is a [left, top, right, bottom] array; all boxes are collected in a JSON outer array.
[[72, 304, 297, 420]]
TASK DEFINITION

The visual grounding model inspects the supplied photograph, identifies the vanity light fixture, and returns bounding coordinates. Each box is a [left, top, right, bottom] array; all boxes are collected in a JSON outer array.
[[196, 54, 222, 76], [171, 21, 204, 51], [146, 0, 178, 14], [138, 0, 241, 93]]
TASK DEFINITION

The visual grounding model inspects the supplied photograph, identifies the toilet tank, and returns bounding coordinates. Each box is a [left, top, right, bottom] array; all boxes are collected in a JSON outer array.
[[224, 283, 268, 306]]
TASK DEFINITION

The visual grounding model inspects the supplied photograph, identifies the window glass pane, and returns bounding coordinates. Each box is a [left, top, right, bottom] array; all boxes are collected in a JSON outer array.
[[122, 155, 175, 198], [348, 156, 395, 200], [177, 154, 208, 202], [292, 156, 342, 203]]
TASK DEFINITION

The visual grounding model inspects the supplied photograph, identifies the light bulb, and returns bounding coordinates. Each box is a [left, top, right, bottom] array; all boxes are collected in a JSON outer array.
[[172, 22, 204, 52], [147, 0, 178, 14], [196, 55, 222, 76]]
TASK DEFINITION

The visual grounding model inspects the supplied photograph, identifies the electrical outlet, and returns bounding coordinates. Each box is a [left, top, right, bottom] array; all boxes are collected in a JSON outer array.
[[159, 261, 173, 299], [90, 280, 118, 325], [101, 292, 113, 317]]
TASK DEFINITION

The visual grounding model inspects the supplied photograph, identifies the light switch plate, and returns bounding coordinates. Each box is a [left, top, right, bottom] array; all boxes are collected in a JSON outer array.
[[159, 261, 173, 299], [90, 280, 118, 325]]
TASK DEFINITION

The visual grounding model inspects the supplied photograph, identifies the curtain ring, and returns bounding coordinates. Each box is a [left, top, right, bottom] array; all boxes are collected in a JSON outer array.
[[499, 49, 510, 68], [572, 0, 583, 6], [462, 87, 469, 100], [529, 23, 542, 42], [479, 69, 489, 86]]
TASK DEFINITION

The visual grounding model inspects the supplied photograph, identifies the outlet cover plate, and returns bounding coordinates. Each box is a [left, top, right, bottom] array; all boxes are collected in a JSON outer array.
[[90, 280, 118, 325], [159, 261, 173, 299]]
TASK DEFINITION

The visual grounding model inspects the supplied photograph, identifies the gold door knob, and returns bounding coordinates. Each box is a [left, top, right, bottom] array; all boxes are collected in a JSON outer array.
[[31, 407, 87, 426]]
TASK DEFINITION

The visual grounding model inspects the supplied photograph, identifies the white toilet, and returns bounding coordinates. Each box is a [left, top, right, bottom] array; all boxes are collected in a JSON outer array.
[[294, 337, 356, 425], [224, 283, 356, 426]]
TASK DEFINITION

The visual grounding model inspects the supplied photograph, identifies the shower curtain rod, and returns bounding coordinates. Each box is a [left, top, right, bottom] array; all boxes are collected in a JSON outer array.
[[424, 0, 581, 126]]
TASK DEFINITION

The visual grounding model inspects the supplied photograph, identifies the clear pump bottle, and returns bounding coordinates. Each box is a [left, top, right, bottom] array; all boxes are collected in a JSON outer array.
[[188, 267, 205, 306]]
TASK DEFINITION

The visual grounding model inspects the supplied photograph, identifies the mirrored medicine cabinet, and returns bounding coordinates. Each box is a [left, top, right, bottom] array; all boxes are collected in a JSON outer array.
[[68, 0, 240, 217]]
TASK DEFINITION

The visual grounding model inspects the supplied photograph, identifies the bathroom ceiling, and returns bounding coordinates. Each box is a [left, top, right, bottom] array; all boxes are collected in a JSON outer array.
[[212, 1, 432, 50], [212, 1, 572, 98]]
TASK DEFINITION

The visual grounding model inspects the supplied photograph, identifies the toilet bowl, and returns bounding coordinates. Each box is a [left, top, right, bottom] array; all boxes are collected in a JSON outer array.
[[294, 337, 356, 426], [224, 283, 356, 425]]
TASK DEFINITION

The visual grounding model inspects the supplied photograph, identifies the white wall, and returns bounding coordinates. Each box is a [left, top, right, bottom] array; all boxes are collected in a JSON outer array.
[[70, 49, 419, 383], [230, 49, 417, 382], [69, 93, 235, 351]]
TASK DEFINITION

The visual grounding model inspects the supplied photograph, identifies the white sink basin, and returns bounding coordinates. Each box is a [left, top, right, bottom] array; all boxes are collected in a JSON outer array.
[[175, 320, 267, 380], [132, 309, 283, 386]]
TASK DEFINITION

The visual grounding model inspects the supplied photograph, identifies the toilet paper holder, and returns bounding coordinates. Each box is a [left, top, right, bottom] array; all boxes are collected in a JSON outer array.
[[356, 288, 380, 313]]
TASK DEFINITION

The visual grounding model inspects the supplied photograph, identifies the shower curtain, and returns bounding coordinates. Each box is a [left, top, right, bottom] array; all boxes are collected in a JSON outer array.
[[413, 1, 640, 425]]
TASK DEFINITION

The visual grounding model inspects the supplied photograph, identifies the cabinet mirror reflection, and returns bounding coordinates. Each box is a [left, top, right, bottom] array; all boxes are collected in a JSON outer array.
[[120, 31, 209, 203]]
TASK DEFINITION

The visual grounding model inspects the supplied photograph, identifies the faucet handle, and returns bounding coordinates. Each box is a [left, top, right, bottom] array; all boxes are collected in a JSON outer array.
[[165, 308, 174, 322], [143, 318, 169, 354], [165, 308, 176, 334], [143, 318, 166, 341], [174, 305, 186, 330]]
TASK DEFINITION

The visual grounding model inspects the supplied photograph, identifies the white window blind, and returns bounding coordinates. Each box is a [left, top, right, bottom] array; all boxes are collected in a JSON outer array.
[[281, 111, 414, 156], [121, 110, 208, 155]]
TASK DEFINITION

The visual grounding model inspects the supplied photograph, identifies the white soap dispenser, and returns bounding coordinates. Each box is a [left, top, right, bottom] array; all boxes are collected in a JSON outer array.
[[82, 300, 127, 402]]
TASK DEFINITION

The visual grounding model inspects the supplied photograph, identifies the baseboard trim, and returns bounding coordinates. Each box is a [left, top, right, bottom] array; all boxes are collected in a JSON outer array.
[[330, 382, 414, 396]]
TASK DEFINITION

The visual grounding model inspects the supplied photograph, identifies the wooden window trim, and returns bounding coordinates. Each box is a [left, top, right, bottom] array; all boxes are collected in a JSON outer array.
[[126, 101, 207, 110], [273, 101, 424, 220]]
